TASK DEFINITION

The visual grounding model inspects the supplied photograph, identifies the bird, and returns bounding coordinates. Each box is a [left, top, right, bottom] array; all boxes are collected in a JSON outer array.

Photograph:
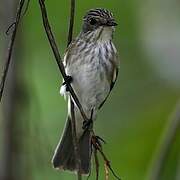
[[52, 8, 119, 175]]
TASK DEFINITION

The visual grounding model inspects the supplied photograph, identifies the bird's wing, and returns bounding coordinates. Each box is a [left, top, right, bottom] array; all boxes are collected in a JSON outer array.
[[98, 54, 119, 109], [63, 40, 77, 68]]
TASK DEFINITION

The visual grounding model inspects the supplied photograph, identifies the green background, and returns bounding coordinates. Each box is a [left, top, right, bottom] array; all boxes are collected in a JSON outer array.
[[0, 0, 180, 180]]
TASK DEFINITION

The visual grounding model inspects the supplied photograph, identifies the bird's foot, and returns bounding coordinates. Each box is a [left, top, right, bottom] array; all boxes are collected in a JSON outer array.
[[82, 119, 93, 130], [91, 135, 106, 148], [95, 136, 106, 144], [62, 75, 73, 91]]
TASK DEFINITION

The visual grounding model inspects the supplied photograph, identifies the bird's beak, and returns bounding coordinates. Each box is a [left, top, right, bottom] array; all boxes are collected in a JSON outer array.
[[106, 20, 118, 27]]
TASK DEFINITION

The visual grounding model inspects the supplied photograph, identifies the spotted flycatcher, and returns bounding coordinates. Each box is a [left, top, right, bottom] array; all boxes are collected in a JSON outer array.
[[52, 8, 119, 175]]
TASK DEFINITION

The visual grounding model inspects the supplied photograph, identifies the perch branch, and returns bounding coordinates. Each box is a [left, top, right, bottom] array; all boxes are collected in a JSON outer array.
[[91, 134, 121, 180], [67, 0, 75, 47], [38, 0, 84, 179], [0, 0, 26, 102], [148, 101, 180, 180], [68, 0, 81, 179], [38, 0, 88, 122], [104, 162, 109, 180], [94, 149, 99, 180]]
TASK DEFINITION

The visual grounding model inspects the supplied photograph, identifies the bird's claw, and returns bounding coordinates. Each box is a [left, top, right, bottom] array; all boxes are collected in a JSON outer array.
[[62, 75, 73, 92], [62, 75, 73, 85], [83, 119, 93, 130], [95, 136, 106, 144], [91, 135, 105, 148]]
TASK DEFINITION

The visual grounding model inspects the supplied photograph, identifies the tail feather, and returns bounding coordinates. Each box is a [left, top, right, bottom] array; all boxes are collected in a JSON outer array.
[[52, 116, 92, 175], [79, 130, 92, 173]]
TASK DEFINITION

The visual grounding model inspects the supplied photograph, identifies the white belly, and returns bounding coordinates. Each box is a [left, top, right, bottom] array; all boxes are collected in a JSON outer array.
[[61, 38, 116, 136], [66, 55, 110, 112]]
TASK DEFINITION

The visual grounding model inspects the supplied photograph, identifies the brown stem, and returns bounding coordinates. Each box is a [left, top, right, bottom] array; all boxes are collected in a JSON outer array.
[[67, 0, 75, 47], [38, 0, 84, 179], [38, 0, 88, 123], [104, 162, 109, 180], [0, 0, 25, 102], [91, 135, 121, 180], [22, 0, 31, 17], [68, 1, 82, 179], [94, 149, 99, 180]]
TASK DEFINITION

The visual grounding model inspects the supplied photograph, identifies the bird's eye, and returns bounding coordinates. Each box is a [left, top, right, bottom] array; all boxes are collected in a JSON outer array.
[[89, 18, 97, 25]]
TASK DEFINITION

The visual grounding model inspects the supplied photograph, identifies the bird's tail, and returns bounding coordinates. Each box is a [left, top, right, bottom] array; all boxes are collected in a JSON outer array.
[[52, 116, 92, 175]]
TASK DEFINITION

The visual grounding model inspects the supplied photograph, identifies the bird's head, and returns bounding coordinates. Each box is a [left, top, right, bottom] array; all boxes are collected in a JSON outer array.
[[81, 8, 117, 41]]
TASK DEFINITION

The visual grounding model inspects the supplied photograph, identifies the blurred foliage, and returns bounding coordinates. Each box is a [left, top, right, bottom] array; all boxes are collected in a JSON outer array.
[[0, 0, 180, 180]]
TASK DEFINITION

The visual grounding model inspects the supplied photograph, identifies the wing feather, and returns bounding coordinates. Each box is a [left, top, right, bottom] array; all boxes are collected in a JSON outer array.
[[98, 53, 119, 109]]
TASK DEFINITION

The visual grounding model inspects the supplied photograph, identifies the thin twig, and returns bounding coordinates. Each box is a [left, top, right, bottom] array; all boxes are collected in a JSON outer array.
[[94, 149, 99, 180], [148, 101, 180, 180], [68, 1, 81, 179], [91, 134, 121, 180], [38, 0, 88, 123], [0, 0, 26, 102], [5, 22, 16, 35], [67, 0, 75, 47], [70, 99, 82, 180], [104, 162, 109, 180], [5, 0, 30, 36], [38, 0, 84, 179], [22, 0, 31, 17]]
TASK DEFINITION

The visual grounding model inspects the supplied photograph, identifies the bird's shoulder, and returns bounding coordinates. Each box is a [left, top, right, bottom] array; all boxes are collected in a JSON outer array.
[[64, 38, 83, 66]]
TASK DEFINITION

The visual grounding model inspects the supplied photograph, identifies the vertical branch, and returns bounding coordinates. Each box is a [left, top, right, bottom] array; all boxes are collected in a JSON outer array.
[[38, 0, 88, 122], [70, 99, 82, 180], [148, 101, 180, 180], [68, 0, 82, 179], [94, 149, 99, 180], [104, 163, 109, 180], [67, 0, 75, 47], [91, 135, 121, 180], [0, 0, 25, 102], [38, 0, 84, 179], [0, 1, 30, 179]]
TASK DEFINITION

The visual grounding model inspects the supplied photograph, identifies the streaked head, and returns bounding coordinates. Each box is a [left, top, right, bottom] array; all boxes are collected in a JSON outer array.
[[82, 8, 117, 34]]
